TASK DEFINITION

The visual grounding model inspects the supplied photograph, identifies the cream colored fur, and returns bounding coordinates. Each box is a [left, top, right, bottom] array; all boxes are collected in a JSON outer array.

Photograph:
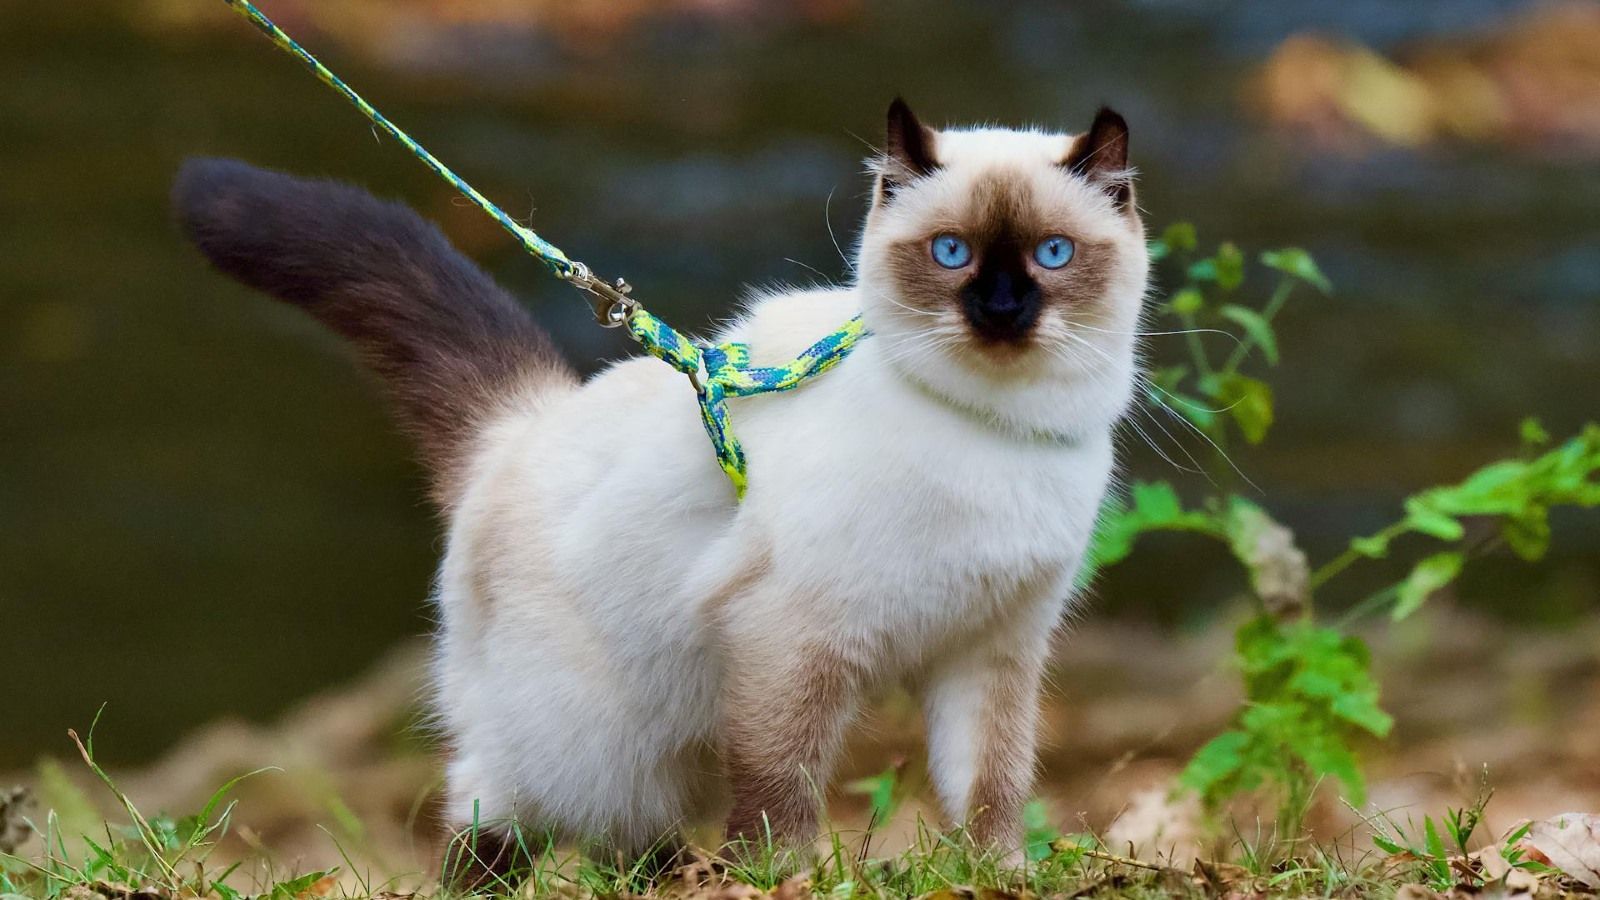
[[430, 117, 1149, 856]]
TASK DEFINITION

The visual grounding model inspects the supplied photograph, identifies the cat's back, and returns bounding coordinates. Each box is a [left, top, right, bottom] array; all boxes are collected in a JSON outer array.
[[717, 284, 862, 361]]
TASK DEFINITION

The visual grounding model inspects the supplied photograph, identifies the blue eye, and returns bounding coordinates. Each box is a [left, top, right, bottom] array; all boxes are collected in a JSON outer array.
[[930, 233, 972, 269], [1034, 235, 1075, 269]]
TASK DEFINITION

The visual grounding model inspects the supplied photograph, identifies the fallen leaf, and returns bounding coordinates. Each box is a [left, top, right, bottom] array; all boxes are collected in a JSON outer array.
[[0, 786, 31, 855], [768, 874, 812, 900], [1192, 857, 1253, 897], [1476, 846, 1512, 881], [1103, 785, 1204, 869], [89, 881, 168, 900], [297, 874, 338, 900], [1503, 866, 1540, 894], [1394, 884, 1443, 900], [1519, 813, 1600, 888]]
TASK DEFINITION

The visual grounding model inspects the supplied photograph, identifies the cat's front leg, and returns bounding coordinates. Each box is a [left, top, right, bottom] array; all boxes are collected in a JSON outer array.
[[920, 635, 1049, 856], [718, 622, 863, 851]]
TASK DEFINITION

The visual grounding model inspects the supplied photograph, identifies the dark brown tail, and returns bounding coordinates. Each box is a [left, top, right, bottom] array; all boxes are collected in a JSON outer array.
[[172, 157, 574, 507]]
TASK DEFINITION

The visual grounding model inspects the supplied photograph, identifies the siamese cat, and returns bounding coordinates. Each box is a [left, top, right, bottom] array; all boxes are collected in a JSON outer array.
[[173, 99, 1148, 879]]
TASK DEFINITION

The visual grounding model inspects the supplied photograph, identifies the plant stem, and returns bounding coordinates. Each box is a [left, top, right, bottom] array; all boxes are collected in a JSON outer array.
[[1223, 277, 1294, 373], [1082, 849, 1168, 872], [1310, 522, 1409, 591], [1330, 532, 1509, 629], [1179, 309, 1214, 378], [1333, 584, 1400, 629]]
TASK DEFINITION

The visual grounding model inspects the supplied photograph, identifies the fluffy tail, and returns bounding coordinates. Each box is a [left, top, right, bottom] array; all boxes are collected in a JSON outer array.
[[172, 157, 573, 506]]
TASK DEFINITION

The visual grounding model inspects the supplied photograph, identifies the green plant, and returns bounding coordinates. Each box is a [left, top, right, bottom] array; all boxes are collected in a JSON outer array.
[[1089, 225, 1600, 841], [1362, 784, 1554, 891]]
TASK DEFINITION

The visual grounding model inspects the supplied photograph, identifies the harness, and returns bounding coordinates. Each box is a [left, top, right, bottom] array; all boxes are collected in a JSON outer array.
[[221, 0, 865, 499]]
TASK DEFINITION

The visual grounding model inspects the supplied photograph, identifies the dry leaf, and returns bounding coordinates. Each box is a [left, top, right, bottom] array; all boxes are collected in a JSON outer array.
[[0, 786, 31, 855], [1519, 813, 1600, 888], [88, 881, 169, 900], [1503, 866, 1541, 894], [296, 875, 338, 900], [1477, 846, 1513, 882], [1394, 884, 1443, 900], [1193, 858, 1254, 897], [768, 874, 813, 900], [1103, 785, 1204, 869]]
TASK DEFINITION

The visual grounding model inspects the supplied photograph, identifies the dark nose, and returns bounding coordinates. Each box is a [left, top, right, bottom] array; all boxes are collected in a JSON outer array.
[[962, 268, 1041, 343]]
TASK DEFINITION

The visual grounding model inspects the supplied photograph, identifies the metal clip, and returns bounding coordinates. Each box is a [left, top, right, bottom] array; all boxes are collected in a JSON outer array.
[[564, 261, 638, 328]]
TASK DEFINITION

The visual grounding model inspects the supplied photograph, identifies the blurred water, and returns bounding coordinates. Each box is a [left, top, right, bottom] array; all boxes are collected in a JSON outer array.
[[2, 0, 1596, 767]]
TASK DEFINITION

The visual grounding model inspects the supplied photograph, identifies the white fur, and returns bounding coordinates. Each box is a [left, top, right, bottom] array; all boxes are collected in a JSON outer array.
[[429, 125, 1148, 851]]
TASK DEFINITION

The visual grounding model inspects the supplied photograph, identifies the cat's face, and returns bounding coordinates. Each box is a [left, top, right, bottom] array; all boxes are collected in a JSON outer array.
[[856, 100, 1149, 429]]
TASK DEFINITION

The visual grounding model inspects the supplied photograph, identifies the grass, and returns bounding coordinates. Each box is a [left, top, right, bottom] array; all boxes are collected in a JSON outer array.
[[0, 727, 1589, 899]]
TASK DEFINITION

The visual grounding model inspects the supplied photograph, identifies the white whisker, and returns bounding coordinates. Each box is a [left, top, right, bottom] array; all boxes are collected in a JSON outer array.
[[1067, 319, 1245, 346], [1144, 390, 1259, 491], [823, 188, 855, 275]]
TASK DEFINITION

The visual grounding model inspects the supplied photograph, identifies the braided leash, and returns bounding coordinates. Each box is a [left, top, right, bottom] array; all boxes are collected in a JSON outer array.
[[220, 0, 865, 499]]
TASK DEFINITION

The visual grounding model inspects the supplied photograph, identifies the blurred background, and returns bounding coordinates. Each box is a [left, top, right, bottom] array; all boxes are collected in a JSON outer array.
[[3, 0, 1599, 871]]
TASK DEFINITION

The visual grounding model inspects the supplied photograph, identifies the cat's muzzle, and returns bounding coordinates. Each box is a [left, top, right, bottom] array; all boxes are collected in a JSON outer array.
[[961, 269, 1042, 344]]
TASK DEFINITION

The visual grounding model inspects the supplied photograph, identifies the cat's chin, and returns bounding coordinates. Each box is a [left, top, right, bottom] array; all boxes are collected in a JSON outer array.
[[917, 332, 1064, 385], [874, 334, 1131, 442], [955, 336, 1050, 375]]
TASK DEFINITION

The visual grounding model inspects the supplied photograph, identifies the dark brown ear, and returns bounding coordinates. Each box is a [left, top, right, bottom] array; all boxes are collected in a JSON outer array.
[[1063, 107, 1133, 211], [880, 97, 939, 200]]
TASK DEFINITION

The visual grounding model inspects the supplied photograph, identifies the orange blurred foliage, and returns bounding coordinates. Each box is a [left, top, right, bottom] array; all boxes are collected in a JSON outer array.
[[1256, 1, 1600, 157]]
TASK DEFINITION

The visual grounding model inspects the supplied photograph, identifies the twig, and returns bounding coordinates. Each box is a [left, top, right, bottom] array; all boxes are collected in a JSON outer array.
[[1052, 842, 1167, 872]]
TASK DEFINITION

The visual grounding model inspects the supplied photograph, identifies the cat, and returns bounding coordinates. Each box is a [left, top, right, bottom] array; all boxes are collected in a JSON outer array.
[[172, 98, 1148, 879]]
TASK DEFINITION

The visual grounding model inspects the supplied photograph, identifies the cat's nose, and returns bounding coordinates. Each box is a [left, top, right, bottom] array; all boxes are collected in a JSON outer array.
[[963, 271, 1040, 343]]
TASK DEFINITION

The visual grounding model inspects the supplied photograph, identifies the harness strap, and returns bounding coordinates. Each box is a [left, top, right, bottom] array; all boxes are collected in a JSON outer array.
[[627, 310, 867, 499], [219, 0, 868, 499]]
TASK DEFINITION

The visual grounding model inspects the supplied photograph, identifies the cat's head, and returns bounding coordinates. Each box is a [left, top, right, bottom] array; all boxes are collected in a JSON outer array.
[[856, 99, 1149, 436]]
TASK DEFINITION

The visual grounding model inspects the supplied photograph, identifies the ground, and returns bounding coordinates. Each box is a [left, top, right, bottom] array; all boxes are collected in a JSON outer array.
[[4, 606, 1599, 897]]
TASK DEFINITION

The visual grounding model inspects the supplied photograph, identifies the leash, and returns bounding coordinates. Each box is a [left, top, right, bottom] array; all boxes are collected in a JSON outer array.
[[219, 0, 865, 499]]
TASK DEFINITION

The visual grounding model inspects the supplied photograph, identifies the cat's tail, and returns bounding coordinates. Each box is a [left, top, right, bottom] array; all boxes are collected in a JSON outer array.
[[172, 157, 575, 507]]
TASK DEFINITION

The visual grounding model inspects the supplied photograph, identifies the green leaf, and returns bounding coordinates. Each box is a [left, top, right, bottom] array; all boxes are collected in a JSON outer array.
[[1169, 286, 1204, 315], [1261, 248, 1333, 294], [1402, 497, 1466, 541], [1148, 364, 1190, 393], [1393, 552, 1464, 620], [1520, 417, 1551, 449], [1219, 304, 1280, 365], [1087, 481, 1226, 577], [1332, 691, 1394, 737], [1161, 221, 1198, 253], [1151, 387, 1218, 433], [1351, 534, 1390, 558], [1215, 242, 1245, 291], [1210, 373, 1274, 444], [1424, 816, 1446, 860], [269, 870, 334, 900], [1022, 799, 1062, 861], [1180, 730, 1251, 799], [1131, 481, 1183, 520], [844, 766, 901, 827], [1147, 240, 1169, 262], [1373, 834, 1405, 855], [1502, 507, 1552, 561]]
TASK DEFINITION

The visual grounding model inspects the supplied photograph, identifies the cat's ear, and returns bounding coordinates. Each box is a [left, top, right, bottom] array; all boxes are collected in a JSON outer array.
[[1063, 107, 1133, 211], [879, 97, 939, 201]]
